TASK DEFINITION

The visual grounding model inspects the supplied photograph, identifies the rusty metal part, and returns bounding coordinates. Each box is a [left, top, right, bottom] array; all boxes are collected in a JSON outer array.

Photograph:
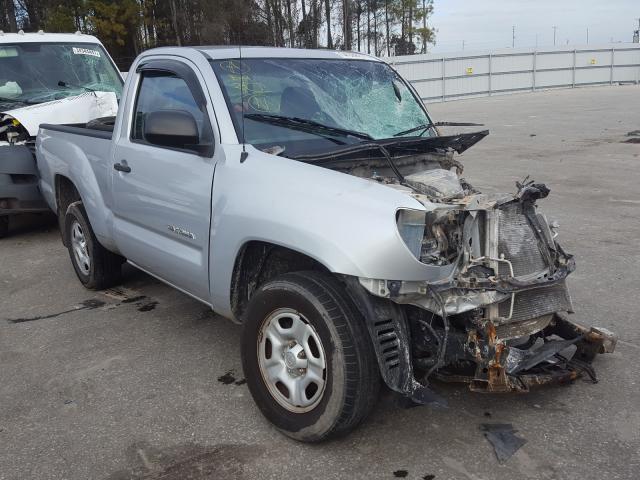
[[494, 314, 552, 340], [459, 313, 615, 393], [547, 313, 618, 357]]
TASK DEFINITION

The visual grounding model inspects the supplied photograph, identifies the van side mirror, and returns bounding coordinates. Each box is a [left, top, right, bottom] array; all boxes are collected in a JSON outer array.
[[144, 109, 202, 152]]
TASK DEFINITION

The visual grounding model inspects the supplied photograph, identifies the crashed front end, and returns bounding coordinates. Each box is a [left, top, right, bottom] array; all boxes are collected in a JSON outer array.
[[1, 93, 120, 221], [333, 136, 617, 404], [0, 115, 47, 219]]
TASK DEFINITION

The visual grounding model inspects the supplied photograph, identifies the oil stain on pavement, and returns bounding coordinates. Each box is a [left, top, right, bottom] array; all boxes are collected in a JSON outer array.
[[105, 441, 264, 480], [217, 370, 246, 386], [6, 298, 106, 323], [5, 287, 160, 323]]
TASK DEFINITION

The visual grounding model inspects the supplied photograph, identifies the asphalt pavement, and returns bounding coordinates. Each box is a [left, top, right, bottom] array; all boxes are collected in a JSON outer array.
[[1, 85, 639, 480]]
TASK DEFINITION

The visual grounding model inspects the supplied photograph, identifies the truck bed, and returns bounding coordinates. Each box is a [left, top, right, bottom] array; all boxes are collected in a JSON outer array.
[[36, 119, 115, 231], [40, 116, 116, 140]]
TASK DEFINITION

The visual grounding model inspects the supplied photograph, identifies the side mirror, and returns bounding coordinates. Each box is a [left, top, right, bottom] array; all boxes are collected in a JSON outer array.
[[144, 109, 200, 151]]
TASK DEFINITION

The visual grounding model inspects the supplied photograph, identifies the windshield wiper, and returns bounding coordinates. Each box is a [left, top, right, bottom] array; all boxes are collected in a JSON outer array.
[[394, 121, 485, 137], [393, 123, 436, 137], [58, 80, 96, 93], [245, 114, 374, 143]]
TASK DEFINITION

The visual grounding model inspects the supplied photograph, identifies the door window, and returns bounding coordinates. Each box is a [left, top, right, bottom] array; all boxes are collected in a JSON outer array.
[[132, 72, 211, 149]]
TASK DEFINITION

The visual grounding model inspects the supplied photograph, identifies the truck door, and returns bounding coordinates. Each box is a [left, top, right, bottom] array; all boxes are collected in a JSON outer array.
[[111, 59, 216, 303]]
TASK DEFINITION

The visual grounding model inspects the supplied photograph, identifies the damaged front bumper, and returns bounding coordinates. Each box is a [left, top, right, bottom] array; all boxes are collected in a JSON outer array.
[[0, 143, 48, 217], [444, 313, 617, 393], [348, 182, 617, 404]]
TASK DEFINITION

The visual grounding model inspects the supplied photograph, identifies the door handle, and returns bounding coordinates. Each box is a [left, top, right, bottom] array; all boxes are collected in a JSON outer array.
[[113, 161, 131, 173]]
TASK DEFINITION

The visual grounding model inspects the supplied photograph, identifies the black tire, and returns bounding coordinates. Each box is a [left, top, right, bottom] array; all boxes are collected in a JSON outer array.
[[64, 202, 123, 290], [0, 216, 8, 238], [241, 271, 380, 442]]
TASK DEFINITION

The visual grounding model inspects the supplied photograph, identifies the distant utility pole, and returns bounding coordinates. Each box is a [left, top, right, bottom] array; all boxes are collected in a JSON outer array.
[[422, 0, 427, 53], [512, 25, 515, 47], [535, 33, 538, 48], [586, 27, 589, 44], [462, 40, 465, 50], [552, 26, 558, 46]]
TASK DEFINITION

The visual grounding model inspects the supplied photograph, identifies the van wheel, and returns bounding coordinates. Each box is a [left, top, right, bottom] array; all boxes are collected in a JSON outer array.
[[241, 271, 380, 442], [0, 216, 8, 238], [65, 202, 123, 290]]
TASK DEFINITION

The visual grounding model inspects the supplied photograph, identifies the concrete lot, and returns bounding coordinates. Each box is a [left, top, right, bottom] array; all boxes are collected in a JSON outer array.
[[1, 85, 639, 480]]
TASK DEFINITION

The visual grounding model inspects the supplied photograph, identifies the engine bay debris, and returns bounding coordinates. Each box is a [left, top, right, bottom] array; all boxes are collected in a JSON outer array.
[[480, 423, 527, 462]]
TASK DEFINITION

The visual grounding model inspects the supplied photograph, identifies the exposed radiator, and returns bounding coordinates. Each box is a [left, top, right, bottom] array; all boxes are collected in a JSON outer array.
[[489, 202, 572, 323], [499, 282, 573, 322], [497, 203, 547, 277]]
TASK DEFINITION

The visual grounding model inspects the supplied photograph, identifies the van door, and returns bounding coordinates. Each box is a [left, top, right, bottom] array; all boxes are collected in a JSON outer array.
[[111, 59, 216, 303]]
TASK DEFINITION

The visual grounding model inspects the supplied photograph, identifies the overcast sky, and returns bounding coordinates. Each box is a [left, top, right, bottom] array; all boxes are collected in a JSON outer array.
[[428, 0, 639, 53]]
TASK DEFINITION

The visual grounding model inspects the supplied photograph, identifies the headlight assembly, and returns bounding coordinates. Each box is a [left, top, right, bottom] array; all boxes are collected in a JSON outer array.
[[396, 208, 426, 259]]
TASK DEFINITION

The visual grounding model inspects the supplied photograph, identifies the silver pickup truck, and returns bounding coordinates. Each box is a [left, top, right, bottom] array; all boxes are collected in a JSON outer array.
[[36, 46, 616, 442]]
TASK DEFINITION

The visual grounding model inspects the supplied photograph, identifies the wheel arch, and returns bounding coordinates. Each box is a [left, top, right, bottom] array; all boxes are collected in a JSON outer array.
[[229, 240, 331, 323], [55, 174, 82, 246]]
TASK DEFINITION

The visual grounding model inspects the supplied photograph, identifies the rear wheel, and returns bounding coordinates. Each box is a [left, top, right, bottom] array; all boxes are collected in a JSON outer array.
[[241, 271, 379, 442], [65, 202, 123, 289]]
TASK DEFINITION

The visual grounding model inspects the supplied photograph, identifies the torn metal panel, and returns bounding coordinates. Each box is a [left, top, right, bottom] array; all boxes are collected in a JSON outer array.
[[345, 277, 447, 406], [480, 424, 527, 463]]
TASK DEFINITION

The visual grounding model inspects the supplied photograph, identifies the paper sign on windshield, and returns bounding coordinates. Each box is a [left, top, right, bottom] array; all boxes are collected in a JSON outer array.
[[72, 47, 101, 57]]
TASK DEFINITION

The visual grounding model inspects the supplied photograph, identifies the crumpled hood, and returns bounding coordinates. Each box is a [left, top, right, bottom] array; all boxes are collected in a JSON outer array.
[[1, 91, 118, 137]]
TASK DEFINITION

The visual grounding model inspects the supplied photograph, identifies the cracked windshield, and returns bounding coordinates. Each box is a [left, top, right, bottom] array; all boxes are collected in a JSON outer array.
[[211, 58, 433, 153], [0, 43, 122, 108]]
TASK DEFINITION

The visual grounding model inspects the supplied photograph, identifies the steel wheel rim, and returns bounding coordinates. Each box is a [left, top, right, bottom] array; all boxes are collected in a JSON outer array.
[[70, 220, 91, 275], [257, 308, 327, 413]]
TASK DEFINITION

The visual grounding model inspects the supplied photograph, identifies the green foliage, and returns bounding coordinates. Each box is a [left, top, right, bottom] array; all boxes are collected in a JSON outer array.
[[43, 4, 78, 32], [87, 0, 139, 47], [11, 0, 436, 68]]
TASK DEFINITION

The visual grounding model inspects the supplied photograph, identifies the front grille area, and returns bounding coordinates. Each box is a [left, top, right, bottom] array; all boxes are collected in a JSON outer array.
[[497, 203, 547, 277], [498, 282, 572, 322]]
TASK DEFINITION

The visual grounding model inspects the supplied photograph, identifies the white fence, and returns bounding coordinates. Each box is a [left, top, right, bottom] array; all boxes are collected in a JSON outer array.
[[389, 44, 640, 103]]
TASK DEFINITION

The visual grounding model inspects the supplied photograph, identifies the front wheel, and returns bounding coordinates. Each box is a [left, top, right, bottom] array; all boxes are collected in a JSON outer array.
[[241, 271, 380, 442]]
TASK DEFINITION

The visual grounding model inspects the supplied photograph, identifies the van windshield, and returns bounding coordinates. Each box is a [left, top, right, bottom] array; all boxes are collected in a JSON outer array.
[[210, 57, 434, 152], [0, 43, 123, 108]]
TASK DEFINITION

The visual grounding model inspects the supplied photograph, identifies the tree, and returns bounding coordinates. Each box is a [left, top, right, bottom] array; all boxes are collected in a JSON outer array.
[[324, 0, 332, 48], [2, 0, 434, 70], [1, 0, 18, 32]]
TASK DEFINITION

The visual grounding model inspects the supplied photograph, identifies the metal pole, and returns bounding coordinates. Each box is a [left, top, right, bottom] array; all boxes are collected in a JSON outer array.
[[586, 28, 589, 44], [488, 54, 492, 96], [610, 48, 615, 85], [532, 50, 537, 91], [553, 26, 557, 46], [572, 49, 576, 87], [442, 57, 446, 102], [512, 26, 515, 48]]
